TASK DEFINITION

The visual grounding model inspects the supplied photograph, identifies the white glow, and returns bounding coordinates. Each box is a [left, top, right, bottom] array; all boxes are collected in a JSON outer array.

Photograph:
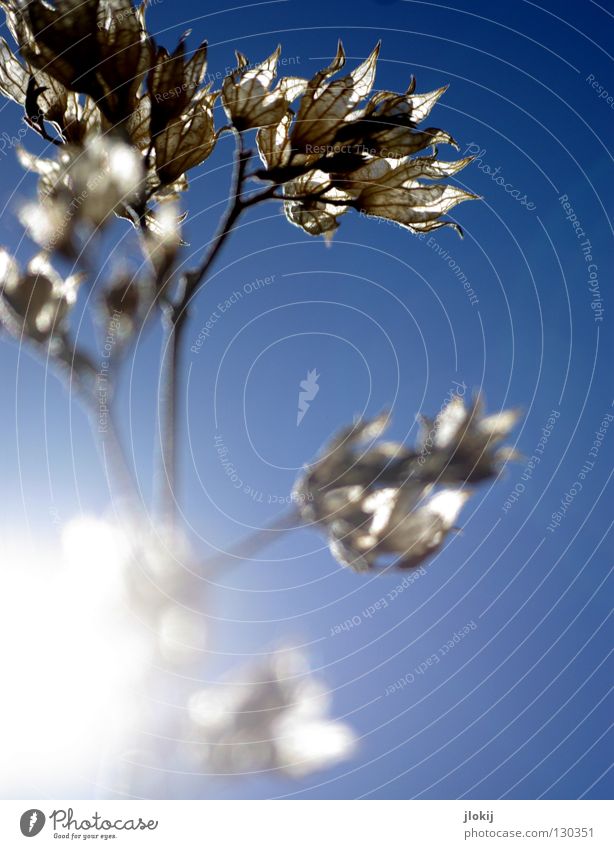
[[276, 718, 357, 777], [434, 396, 467, 447], [188, 685, 244, 732], [107, 141, 142, 193], [158, 605, 206, 665], [61, 515, 129, 604], [363, 487, 397, 536], [19, 202, 60, 248], [426, 489, 470, 527], [0, 522, 149, 796], [0, 248, 16, 288], [154, 204, 180, 239]]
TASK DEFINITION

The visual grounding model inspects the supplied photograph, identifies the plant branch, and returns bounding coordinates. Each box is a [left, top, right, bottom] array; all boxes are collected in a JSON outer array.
[[54, 339, 143, 517], [156, 130, 268, 527], [198, 509, 300, 576], [179, 130, 252, 307], [157, 299, 180, 523], [275, 191, 353, 206]]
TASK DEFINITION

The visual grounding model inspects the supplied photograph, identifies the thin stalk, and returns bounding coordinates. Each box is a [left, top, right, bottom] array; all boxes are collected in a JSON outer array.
[[158, 301, 179, 524], [198, 509, 300, 576], [55, 341, 144, 517], [157, 130, 255, 526]]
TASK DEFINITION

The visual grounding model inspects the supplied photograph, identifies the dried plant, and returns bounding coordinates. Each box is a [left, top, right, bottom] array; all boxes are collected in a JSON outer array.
[[293, 398, 519, 572], [0, 1, 518, 795]]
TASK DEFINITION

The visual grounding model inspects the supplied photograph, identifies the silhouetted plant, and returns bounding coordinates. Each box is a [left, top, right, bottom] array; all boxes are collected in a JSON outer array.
[[0, 0, 518, 791]]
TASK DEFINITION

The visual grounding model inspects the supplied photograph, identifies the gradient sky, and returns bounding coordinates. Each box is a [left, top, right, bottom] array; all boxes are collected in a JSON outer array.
[[0, 0, 612, 800]]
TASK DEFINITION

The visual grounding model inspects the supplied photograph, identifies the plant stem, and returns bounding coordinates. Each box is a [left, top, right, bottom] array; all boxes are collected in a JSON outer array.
[[158, 300, 179, 524], [180, 132, 252, 303], [198, 509, 300, 576], [157, 130, 253, 528], [55, 341, 144, 518]]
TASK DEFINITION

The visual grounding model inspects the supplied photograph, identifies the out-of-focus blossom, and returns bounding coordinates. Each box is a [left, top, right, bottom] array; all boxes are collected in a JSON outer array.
[[255, 41, 475, 238], [0, 249, 81, 341], [416, 394, 521, 483], [293, 396, 519, 572], [19, 136, 144, 254], [69, 137, 144, 222], [328, 486, 471, 572], [222, 47, 306, 131], [143, 203, 185, 289], [101, 269, 156, 342], [187, 648, 357, 776], [158, 604, 207, 666], [19, 198, 76, 257], [103, 273, 141, 323], [120, 522, 199, 624]]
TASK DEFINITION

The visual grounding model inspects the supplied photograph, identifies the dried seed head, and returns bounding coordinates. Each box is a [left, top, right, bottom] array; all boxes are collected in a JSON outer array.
[[187, 648, 357, 777], [0, 248, 81, 341], [294, 397, 519, 572]]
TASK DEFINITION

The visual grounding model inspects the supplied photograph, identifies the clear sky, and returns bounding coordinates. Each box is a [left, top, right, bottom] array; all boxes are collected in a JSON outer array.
[[0, 0, 612, 799]]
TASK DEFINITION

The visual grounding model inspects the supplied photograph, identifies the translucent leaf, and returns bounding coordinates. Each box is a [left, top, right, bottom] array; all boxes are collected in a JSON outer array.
[[154, 94, 217, 184], [0, 37, 28, 102], [222, 46, 299, 131], [257, 113, 292, 170], [358, 183, 478, 231], [292, 43, 379, 149]]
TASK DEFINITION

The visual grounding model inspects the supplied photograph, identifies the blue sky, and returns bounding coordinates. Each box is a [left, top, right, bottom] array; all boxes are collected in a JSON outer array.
[[0, 0, 612, 799]]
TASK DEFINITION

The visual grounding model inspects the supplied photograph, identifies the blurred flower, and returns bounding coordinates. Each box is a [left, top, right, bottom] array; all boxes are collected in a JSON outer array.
[[256, 42, 475, 238], [293, 397, 519, 572], [158, 604, 206, 666], [222, 47, 306, 131], [103, 273, 141, 323], [19, 136, 144, 254], [187, 648, 357, 777], [19, 198, 76, 258], [416, 394, 521, 483], [328, 486, 471, 572], [101, 269, 156, 342], [69, 137, 144, 221], [143, 203, 185, 288], [16, 147, 63, 200], [0, 249, 81, 341], [120, 522, 199, 624]]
